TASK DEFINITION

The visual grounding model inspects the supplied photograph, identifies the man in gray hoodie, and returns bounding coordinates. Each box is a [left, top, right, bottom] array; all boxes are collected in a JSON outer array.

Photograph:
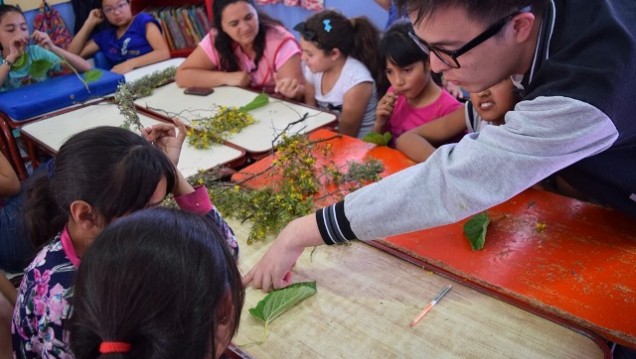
[[244, 0, 636, 291]]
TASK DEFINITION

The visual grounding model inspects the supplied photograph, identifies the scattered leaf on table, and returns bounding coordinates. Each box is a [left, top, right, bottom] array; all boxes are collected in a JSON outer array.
[[362, 131, 392, 146], [249, 281, 317, 325], [463, 212, 490, 250], [29, 59, 55, 79], [239, 93, 269, 112], [82, 69, 103, 83]]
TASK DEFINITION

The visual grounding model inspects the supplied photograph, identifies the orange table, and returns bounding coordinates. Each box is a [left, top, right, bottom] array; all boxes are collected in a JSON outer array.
[[376, 189, 636, 347], [232, 128, 636, 348], [232, 128, 415, 206]]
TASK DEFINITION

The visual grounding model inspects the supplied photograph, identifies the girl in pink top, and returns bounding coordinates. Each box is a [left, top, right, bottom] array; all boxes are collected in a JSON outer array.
[[176, 0, 304, 99], [374, 22, 461, 142]]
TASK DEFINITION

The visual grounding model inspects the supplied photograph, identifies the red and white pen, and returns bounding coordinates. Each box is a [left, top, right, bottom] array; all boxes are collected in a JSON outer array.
[[409, 285, 453, 328]]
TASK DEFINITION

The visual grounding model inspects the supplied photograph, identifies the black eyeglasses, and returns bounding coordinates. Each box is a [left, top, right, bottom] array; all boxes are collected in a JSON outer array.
[[408, 6, 531, 69]]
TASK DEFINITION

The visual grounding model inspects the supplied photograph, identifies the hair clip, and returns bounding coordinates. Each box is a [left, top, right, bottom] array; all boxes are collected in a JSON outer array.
[[323, 19, 332, 32]]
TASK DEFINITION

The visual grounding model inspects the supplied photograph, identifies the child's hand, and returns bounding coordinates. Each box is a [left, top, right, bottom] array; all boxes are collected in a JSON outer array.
[[86, 9, 105, 27], [226, 71, 251, 87], [31, 31, 54, 50], [374, 91, 397, 132], [6, 34, 28, 63], [444, 81, 464, 99], [111, 61, 135, 74], [142, 118, 187, 167], [274, 73, 301, 99]]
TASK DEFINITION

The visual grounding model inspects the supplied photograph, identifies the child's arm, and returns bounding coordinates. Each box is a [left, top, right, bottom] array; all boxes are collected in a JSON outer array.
[[273, 54, 305, 100], [31, 31, 92, 72], [142, 120, 239, 256], [304, 79, 316, 106], [68, 9, 103, 58], [0, 60, 11, 89], [395, 106, 466, 162], [0, 273, 16, 306], [340, 82, 374, 137], [0, 34, 28, 87], [0, 152, 20, 197], [111, 22, 170, 74], [175, 46, 250, 88], [141, 119, 198, 195]]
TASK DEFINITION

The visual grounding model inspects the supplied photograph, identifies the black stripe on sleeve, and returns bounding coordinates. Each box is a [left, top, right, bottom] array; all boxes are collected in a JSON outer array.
[[315, 201, 357, 245]]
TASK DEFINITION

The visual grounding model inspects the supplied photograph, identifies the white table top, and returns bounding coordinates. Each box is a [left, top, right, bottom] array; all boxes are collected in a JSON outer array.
[[20, 102, 244, 178], [134, 83, 337, 154], [124, 58, 186, 83]]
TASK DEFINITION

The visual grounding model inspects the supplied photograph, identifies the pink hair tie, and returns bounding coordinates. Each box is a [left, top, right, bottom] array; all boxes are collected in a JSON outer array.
[[99, 341, 131, 354]]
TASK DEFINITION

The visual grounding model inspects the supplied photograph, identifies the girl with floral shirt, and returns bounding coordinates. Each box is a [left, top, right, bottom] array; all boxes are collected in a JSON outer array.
[[12, 121, 238, 358]]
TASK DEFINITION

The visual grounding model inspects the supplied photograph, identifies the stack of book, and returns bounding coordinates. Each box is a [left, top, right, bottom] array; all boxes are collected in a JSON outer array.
[[145, 5, 211, 51]]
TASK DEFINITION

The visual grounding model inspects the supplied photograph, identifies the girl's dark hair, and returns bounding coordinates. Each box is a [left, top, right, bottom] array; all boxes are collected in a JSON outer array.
[[24, 126, 177, 248], [295, 10, 387, 95], [395, 0, 547, 27], [380, 21, 429, 68], [69, 208, 245, 359], [0, 5, 25, 52], [212, 0, 282, 72], [380, 21, 442, 87], [98, 0, 130, 7]]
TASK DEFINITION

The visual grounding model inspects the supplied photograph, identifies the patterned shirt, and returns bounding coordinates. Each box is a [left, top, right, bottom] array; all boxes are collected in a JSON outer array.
[[12, 186, 237, 358]]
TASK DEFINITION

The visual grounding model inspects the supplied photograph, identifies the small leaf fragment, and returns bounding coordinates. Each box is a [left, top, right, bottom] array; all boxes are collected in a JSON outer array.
[[535, 221, 547, 232], [463, 212, 490, 250], [239, 93, 269, 112], [362, 131, 392, 146], [249, 281, 317, 325]]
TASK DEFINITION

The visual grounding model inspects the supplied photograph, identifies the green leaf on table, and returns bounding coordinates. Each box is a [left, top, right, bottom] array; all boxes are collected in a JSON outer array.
[[29, 59, 55, 79], [239, 93, 269, 112], [362, 131, 392, 146], [82, 69, 103, 83], [249, 281, 317, 325], [463, 212, 490, 250]]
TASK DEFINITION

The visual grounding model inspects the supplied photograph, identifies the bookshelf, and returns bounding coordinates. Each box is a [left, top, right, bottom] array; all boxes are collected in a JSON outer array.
[[130, 0, 214, 58]]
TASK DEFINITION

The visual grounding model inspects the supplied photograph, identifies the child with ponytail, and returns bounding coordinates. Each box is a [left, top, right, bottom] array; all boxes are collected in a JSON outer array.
[[292, 10, 386, 138], [69, 208, 244, 359]]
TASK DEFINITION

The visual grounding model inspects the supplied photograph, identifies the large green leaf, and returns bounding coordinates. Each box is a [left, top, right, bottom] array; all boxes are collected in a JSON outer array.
[[29, 59, 55, 79], [11, 53, 28, 70], [82, 69, 103, 83], [239, 93, 269, 113], [362, 131, 392, 146], [463, 212, 490, 250], [249, 281, 317, 325]]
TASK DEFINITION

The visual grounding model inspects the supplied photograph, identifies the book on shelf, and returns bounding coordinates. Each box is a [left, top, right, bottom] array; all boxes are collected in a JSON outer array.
[[142, 4, 211, 51]]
